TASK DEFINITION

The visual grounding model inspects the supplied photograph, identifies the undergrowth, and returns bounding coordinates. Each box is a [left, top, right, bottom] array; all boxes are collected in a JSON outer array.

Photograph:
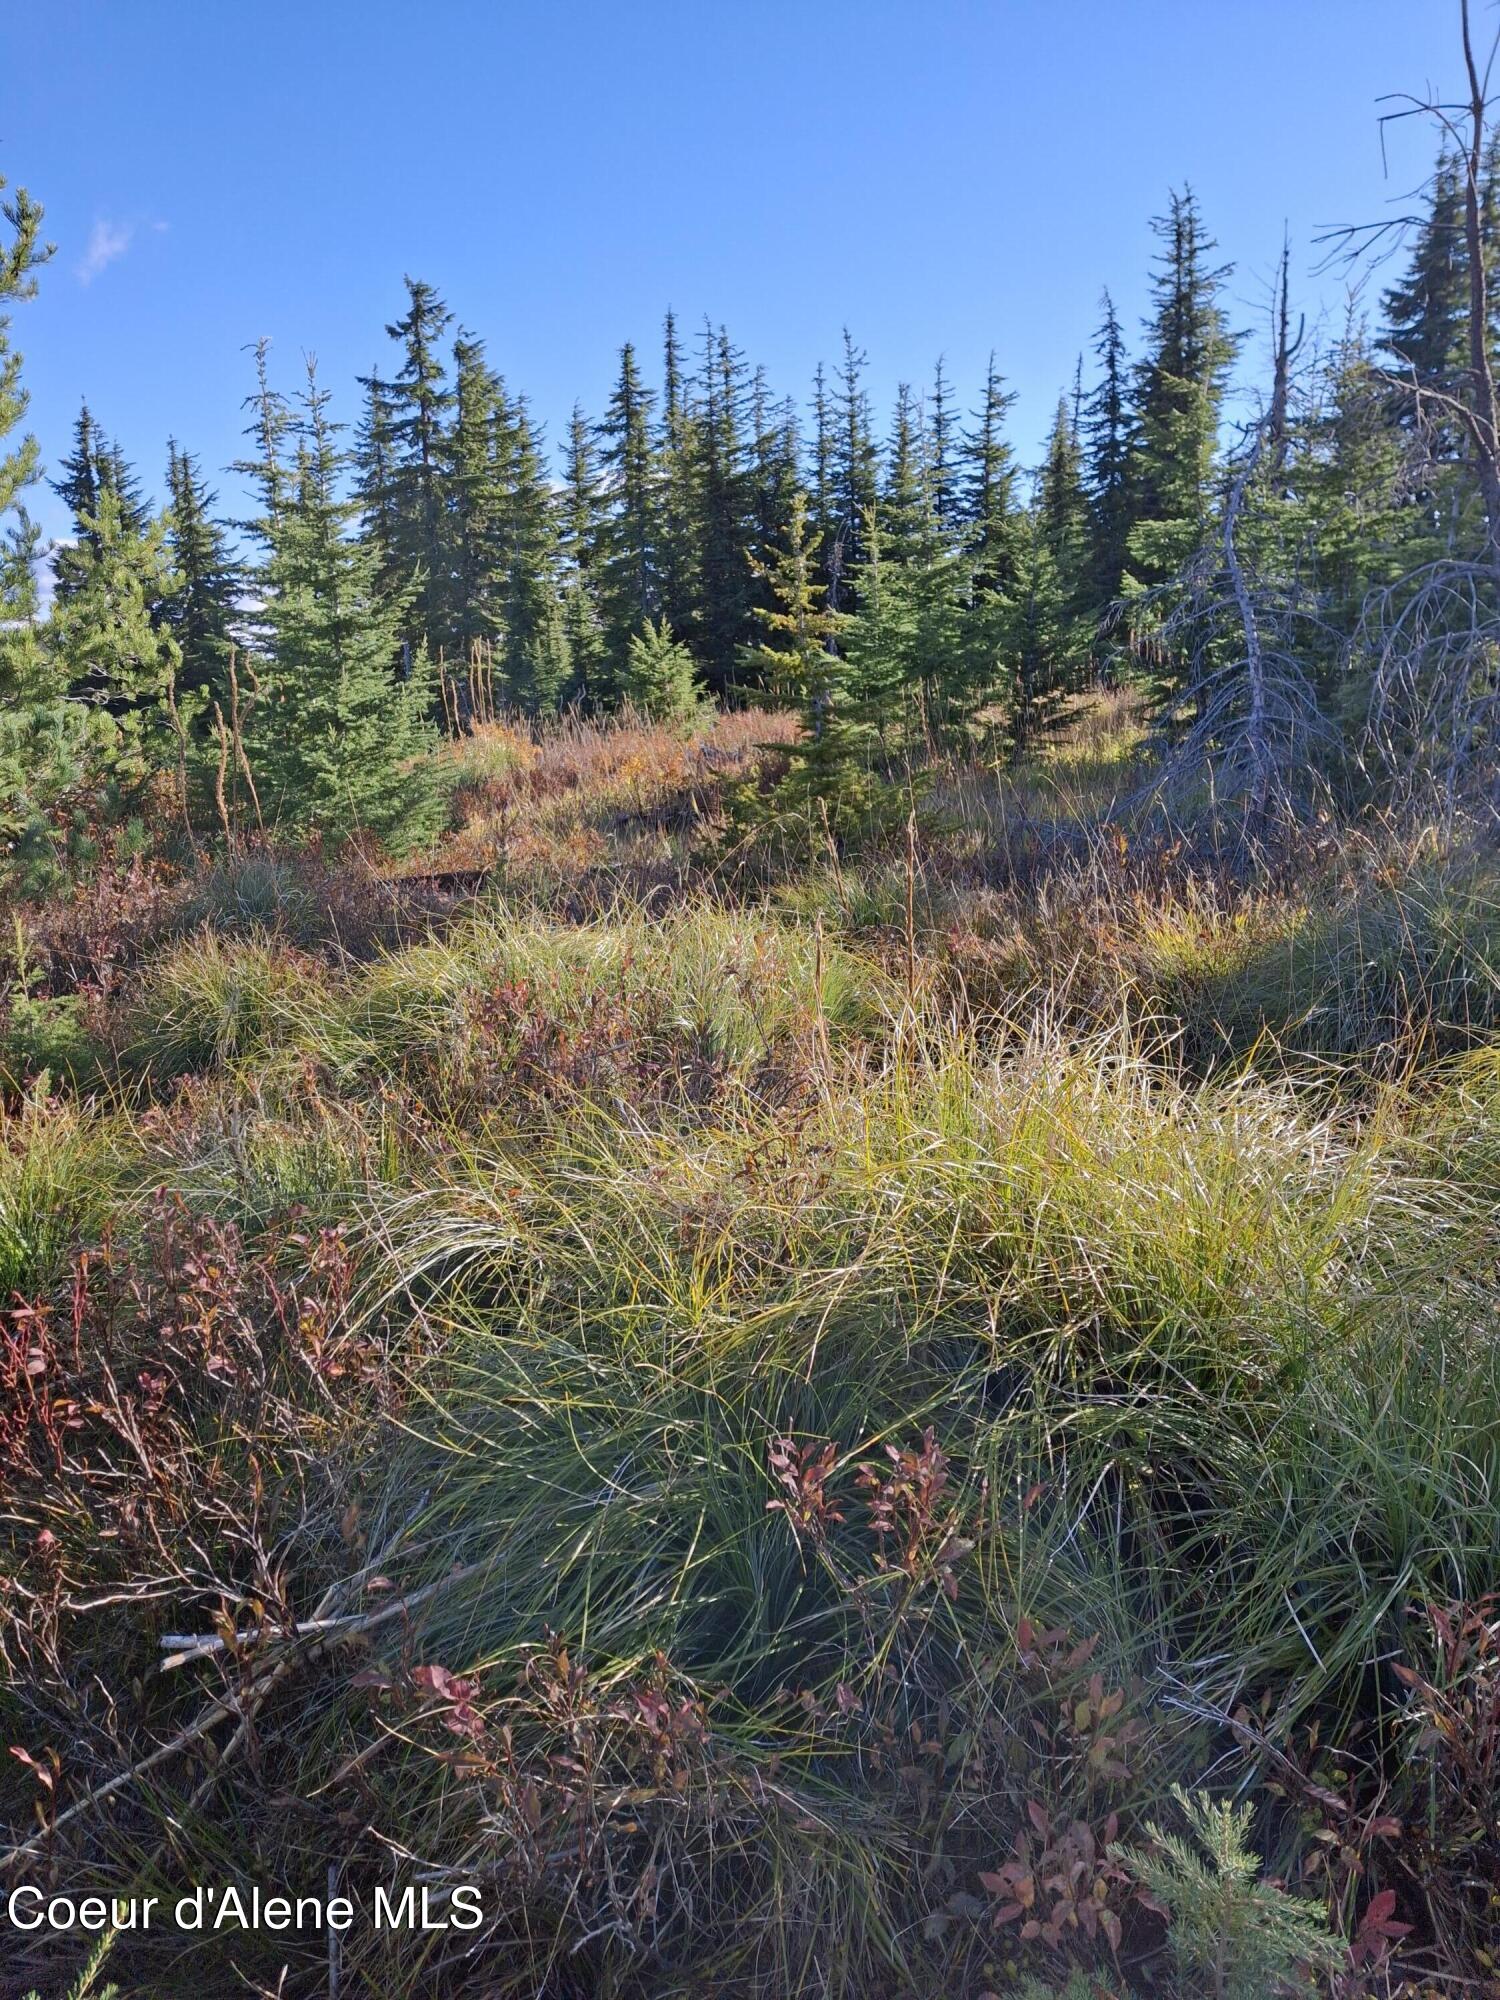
[[2, 705, 1499, 1998]]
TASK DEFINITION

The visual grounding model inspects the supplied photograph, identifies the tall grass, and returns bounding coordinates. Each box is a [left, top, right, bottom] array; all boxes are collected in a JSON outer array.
[[5, 705, 1500, 1996]]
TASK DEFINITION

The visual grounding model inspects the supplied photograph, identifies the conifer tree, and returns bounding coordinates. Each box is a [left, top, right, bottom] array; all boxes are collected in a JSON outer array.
[[693, 322, 754, 693], [558, 403, 608, 707], [1125, 188, 1238, 600], [930, 355, 960, 531], [842, 509, 912, 742], [619, 615, 702, 727], [0, 171, 98, 882], [1377, 143, 1500, 545], [248, 357, 439, 851], [746, 490, 869, 821], [1299, 326, 1423, 687], [655, 309, 701, 647], [354, 366, 401, 598], [830, 328, 879, 597], [1038, 394, 1090, 590], [597, 341, 658, 676], [1082, 289, 1134, 621], [374, 277, 455, 666], [0, 172, 49, 536], [498, 400, 570, 712], [997, 505, 1077, 760], [808, 360, 838, 591], [444, 333, 507, 666], [49, 489, 181, 723], [1381, 151, 1470, 403], [963, 355, 1023, 601], [162, 442, 239, 706], [748, 370, 800, 569], [1124, 187, 1238, 705], [883, 384, 926, 563], [51, 405, 150, 607]]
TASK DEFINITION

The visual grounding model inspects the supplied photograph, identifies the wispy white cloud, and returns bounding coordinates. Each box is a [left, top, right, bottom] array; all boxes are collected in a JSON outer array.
[[76, 218, 134, 285]]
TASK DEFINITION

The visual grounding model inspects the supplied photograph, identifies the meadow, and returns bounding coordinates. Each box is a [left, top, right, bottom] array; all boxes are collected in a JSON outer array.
[[3, 702, 1499, 1999]]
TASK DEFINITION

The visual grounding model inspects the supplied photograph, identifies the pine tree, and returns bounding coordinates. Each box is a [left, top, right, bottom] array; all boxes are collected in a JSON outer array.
[[162, 442, 239, 707], [247, 356, 440, 852]]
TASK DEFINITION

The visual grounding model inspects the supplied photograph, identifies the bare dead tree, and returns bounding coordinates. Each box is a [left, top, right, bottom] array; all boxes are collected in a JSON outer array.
[[1318, 0, 1500, 577], [1266, 233, 1306, 484], [1133, 412, 1337, 851], [1313, 1, 1500, 819]]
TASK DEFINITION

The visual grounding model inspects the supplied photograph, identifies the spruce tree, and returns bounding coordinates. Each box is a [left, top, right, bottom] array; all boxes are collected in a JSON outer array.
[[1124, 187, 1238, 705], [1125, 188, 1238, 598], [498, 400, 569, 712], [376, 276, 455, 666], [51, 405, 150, 607], [1082, 290, 1134, 625], [354, 366, 401, 600], [248, 357, 440, 852], [597, 341, 658, 678], [559, 403, 609, 707], [746, 490, 869, 823], [1038, 395, 1090, 591], [48, 488, 181, 724], [997, 506, 1077, 761], [962, 355, 1023, 601], [444, 333, 507, 668], [655, 309, 701, 647], [692, 322, 754, 694], [162, 442, 239, 706], [883, 384, 926, 563], [808, 360, 838, 592], [1381, 151, 1470, 406], [830, 328, 879, 597], [619, 615, 703, 727], [929, 355, 960, 531]]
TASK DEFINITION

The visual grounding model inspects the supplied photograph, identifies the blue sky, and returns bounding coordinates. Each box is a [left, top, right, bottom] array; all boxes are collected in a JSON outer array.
[[6, 0, 1465, 545]]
